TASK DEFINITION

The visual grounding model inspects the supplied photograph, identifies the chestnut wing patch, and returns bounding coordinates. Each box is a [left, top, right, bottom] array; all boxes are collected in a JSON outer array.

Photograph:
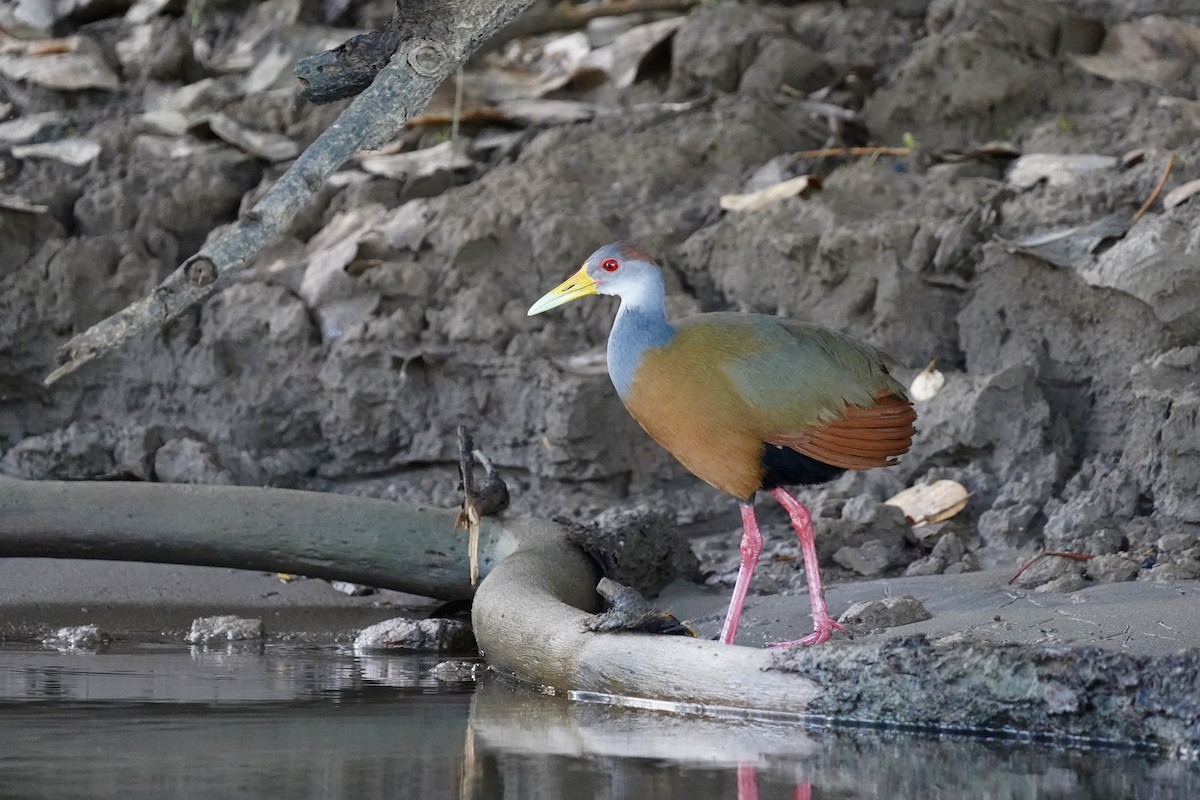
[[766, 393, 917, 471]]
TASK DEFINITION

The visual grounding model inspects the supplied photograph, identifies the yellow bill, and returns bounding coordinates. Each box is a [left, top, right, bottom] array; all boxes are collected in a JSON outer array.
[[528, 265, 597, 316]]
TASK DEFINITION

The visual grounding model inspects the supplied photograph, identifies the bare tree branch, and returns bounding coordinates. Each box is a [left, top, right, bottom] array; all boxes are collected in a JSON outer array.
[[44, 0, 538, 387], [294, 13, 405, 105]]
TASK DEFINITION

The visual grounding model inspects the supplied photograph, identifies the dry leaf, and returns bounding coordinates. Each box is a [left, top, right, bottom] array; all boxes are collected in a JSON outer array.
[[1120, 148, 1149, 169], [0, 192, 49, 214], [126, 0, 173, 24], [1006, 213, 1128, 269], [885, 480, 970, 527], [377, 200, 429, 252], [588, 17, 685, 88], [296, 206, 392, 340], [355, 140, 474, 180], [1007, 153, 1118, 188], [0, 35, 119, 91], [139, 110, 195, 137], [495, 98, 600, 126], [1156, 95, 1200, 122], [535, 31, 593, 91], [1073, 16, 1200, 88], [909, 359, 945, 402], [1163, 178, 1200, 210], [0, 111, 67, 144], [11, 138, 101, 166], [719, 175, 822, 213], [207, 112, 300, 162], [478, 32, 599, 100]]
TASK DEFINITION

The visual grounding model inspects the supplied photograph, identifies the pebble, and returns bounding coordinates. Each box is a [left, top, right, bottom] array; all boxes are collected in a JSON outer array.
[[42, 624, 108, 648], [186, 615, 264, 644], [354, 617, 474, 652], [838, 595, 932, 630]]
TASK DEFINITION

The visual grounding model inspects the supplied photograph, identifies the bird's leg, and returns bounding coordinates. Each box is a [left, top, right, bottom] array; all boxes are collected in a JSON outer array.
[[737, 763, 759, 800], [769, 487, 845, 647], [719, 502, 763, 645]]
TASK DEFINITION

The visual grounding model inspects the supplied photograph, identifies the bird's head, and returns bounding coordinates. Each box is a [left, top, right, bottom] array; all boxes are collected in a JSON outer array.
[[528, 241, 663, 316]]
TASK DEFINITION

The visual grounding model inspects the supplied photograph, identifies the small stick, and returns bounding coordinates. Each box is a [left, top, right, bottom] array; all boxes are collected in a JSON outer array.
[[795, 146, 910, 159], [1008, 551, 1093, 585], [407, 108, 513, 128], [450, 66, 465, 145], [454, 429, 509, 586], [1131, 151, 1176, 222]]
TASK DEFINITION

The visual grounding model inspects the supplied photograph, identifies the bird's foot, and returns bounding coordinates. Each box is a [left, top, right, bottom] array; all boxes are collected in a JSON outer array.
[[767, 617, 846, 649]]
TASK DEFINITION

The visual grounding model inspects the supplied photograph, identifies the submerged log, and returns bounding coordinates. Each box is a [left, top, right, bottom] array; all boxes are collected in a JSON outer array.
[[0, 479, 501, 600], [0, 478, 818, 710]]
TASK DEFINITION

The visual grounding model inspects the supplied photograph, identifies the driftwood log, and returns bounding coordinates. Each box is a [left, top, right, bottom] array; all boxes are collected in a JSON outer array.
[[0, 479, 819, 712]]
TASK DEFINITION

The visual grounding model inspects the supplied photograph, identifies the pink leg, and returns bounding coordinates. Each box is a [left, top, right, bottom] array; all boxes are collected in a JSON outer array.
[[719, 503, 763, 645], [737, 763, 759, 800], [770, 487, 845, 647]]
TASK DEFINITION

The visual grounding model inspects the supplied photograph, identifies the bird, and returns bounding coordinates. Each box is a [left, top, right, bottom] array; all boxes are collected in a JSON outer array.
[[528, 242, 917, 647]]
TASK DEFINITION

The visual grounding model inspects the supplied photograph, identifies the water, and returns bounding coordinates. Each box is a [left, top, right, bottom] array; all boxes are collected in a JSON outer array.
[[1, 642, 1196, 800]]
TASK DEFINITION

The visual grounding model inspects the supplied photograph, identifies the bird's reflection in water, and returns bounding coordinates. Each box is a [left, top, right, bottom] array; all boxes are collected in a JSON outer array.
[[737, 763, 811, 800], [457, 680, 823, 799]]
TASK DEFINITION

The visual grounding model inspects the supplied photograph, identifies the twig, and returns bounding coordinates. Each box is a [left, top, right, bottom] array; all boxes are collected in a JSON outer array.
[[454, 428, 510, 587], [795, 146, 910, 159], [451, 66, 465, 145], [1008, 551, 1093, 585], [1131, 151, 1176, 223], [43, 0, 539, 387], [407, 108, 513, 128], [455, 427, 482, 587]]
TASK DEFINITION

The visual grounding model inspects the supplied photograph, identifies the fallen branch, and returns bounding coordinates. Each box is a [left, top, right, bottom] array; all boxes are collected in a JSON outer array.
[[43, 0, 539, 387]]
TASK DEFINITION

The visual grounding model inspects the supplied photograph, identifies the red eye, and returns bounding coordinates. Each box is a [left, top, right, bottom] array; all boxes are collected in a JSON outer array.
[[600, 258, 619, 272]]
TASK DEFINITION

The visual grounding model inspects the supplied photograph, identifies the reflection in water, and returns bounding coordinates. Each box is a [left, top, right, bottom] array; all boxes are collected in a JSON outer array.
[[0, 643, 1196, 800]]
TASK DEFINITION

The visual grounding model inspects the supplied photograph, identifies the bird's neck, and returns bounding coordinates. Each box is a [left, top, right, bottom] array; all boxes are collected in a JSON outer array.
[[608, 283, 674, 399]]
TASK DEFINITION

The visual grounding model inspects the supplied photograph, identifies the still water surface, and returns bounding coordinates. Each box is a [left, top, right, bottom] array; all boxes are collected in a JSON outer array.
[[0, 642, 1196, 799]]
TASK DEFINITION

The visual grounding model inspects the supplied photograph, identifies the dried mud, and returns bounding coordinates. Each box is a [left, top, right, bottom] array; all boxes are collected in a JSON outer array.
[[1, 1, 1199, 657]]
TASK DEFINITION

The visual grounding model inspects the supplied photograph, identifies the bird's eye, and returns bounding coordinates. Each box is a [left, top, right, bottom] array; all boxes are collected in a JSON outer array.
[[600, 258, 619, 272]]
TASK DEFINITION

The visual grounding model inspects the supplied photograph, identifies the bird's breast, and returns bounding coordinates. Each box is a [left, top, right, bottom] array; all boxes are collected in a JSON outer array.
[[621, 344, 766, 501]]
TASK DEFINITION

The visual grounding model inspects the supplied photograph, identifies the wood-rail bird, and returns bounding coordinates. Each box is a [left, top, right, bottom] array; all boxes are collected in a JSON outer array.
[[528, 242, 917, 646]]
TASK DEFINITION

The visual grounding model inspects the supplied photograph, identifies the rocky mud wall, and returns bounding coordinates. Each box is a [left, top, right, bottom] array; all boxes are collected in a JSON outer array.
[[1, 0, 1198, 591]]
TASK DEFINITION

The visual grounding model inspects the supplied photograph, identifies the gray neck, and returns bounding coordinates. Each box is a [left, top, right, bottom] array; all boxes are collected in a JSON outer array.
[[608, 295, 674, 399]]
